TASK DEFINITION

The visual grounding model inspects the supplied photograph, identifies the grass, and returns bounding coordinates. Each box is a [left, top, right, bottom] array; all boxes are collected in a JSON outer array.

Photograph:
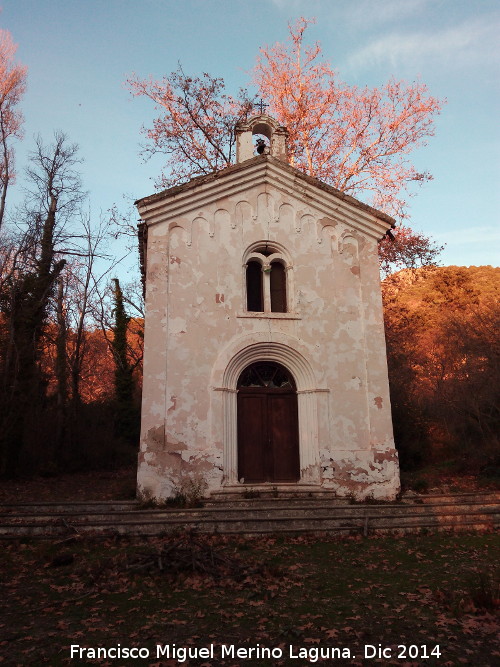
[[0, 531, 498, 666]]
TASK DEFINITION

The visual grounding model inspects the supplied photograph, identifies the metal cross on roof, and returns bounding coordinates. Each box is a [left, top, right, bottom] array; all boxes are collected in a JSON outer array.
[[254, 98, 269, 114]]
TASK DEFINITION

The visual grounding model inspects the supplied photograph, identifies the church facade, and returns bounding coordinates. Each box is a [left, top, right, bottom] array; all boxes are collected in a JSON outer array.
[[136, 114, 400, 501]]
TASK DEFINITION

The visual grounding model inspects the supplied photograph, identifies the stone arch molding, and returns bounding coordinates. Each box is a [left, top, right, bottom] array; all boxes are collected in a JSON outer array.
[[221, 341, 316, 391], [242, 240, 293, 267], [211, 333, 324, 487]]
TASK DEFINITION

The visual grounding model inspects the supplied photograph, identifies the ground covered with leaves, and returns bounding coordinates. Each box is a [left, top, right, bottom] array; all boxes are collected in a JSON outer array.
[[0, 531, 498, 666], [0, 467, 137, 504], [0, 464, 497, 506]]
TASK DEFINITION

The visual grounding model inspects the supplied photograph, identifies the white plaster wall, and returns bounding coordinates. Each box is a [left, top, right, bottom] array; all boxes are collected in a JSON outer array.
[[137, 177, 400, 502]]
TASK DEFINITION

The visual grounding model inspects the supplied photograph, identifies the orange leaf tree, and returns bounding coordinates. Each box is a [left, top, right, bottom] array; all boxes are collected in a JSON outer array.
[[378, 226, 444, 278], [253, 18, 443, 220], [127, 66, 254, 188], [128, 19, 444, 273], [0, 29, 27, 229]]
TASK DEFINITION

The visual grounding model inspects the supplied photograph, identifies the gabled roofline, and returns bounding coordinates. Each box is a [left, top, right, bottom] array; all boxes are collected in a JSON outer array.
[[135, 155, 395, 228]]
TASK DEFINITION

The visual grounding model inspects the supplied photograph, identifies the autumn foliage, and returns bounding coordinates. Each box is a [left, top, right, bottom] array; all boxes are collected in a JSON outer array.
[[383, 265, 500, 472], [0, 28, 26, 228], [127, 67, 253, 188], [378, 225, 444, 277], [128, 17, 444, 276], [254, 19, 442, 219], [0, 21, 496, 486], [42, 318, 143, 404], [0, 25, 144, 478], [0, 129, 143, 477], [129, 18, 442, 223]]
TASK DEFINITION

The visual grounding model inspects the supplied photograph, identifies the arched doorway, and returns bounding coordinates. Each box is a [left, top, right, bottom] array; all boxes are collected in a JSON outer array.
[[237, 361, 300, 483]]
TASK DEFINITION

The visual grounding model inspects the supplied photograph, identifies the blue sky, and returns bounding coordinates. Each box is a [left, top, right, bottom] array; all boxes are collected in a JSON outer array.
[[1, 0, 499, 276]]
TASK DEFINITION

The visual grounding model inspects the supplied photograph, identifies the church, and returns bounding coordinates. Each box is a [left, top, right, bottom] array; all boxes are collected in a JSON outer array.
[[135, 113, 400, 502]]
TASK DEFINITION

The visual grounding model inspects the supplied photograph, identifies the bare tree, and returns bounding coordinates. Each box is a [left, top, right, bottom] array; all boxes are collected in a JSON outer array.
[[48, 213, 115, 457], [127, 65, 254, 188], [0, 132, 84, 476]]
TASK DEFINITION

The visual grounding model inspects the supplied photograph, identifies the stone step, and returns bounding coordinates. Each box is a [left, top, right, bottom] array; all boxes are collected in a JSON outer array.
[[1, 513, 496, 538], [205, 498, 500, 511], [208, 489, 500, 502], [2, 502, 499, 523], [0, 500, 138, 514], [2, 491, 498, 514], [0, 497, 498, 538]]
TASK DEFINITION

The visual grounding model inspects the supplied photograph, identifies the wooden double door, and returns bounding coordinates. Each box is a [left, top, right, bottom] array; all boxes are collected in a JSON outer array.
[[237, 362, 300, 483]]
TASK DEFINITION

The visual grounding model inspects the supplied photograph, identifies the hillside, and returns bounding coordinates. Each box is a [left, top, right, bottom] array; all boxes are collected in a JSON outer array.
[[382, 265, 499, 477], [383, 265, 500, 309]]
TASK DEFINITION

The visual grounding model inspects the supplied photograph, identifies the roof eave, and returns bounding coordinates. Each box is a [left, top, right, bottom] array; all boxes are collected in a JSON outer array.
[[135, 155, 395, 229]]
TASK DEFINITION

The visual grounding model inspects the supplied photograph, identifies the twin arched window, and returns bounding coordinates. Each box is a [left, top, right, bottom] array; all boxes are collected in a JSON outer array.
[[245, 247, 288, 313]]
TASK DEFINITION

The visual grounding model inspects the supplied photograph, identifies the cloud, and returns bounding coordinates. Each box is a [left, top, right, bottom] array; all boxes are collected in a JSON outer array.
[[269, 0, 431, 26], [346, 16, 500, 72], [344, 0, 432, 27]]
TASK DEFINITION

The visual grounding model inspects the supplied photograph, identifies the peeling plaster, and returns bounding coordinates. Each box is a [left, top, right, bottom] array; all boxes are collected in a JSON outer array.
[[374, 449, 397, 464], [146, 425, 164, 450], [137, 165, 399, 502]]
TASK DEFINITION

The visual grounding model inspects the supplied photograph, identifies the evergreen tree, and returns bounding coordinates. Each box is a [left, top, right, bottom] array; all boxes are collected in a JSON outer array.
[[111, 278, 137, 442]]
